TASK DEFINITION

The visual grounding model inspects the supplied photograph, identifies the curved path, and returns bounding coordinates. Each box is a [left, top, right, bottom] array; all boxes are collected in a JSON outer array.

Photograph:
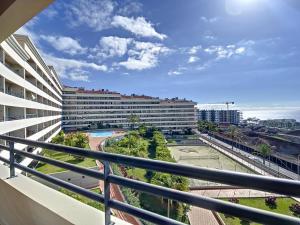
[[89, 135, 141, 225]]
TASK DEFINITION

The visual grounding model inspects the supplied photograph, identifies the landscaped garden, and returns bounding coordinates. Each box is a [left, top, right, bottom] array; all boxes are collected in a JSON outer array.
[[219, 197, 300, 225], [36, 131, 96, 174], [105, 125, 190, 223]]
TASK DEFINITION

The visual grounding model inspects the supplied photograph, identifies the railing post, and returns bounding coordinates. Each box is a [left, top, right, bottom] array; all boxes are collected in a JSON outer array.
[[104, 161, 112, 225], [8, 141, 15, 178]]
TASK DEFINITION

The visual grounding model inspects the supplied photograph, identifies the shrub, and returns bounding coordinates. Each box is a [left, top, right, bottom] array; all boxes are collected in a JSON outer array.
[[51, 131, 65, 144], [290, 203, 300, 215], [228, 197, 239, 204], [64, 132, 89, 161], [265, 196, 277, 206]]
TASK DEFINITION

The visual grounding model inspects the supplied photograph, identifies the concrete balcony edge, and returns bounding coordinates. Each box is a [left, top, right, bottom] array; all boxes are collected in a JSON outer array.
[[0, 164, 130, 225]]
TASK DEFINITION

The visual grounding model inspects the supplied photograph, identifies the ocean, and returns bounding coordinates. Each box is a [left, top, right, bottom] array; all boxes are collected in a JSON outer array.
[[242, 109, 300, 122]]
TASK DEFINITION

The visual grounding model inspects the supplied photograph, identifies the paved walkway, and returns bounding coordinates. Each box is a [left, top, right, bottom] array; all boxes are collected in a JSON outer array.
[[187, 188, 282, 225], [188, 207, 219, 225], [191, 189, 281, 198], [89, 135, 141, 225]]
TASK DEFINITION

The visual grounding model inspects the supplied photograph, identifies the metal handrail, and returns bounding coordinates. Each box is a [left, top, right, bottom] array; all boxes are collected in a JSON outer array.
[[0, 135, 300, 225]]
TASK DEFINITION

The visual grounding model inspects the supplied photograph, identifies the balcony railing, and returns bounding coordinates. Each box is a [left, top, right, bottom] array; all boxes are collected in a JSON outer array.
[[0, 135, 300, 225], [5, 115, 25, 121], [5, 88, 24, 98], [26, 114, 37, 119]]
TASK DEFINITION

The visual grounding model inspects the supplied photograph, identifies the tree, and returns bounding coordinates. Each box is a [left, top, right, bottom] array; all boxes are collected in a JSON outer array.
[[64, 133, 75, 147], [64, 132, 89, 161], [97, 122, 104, 129], [138, 124, 147, 137], [128, 114, 140, 130], [184, 128, 193, 135], [73, 132, 89, 149], [52, 131, 64, 144], [258, 143, 272, 165], [197, 121, 218, 133]]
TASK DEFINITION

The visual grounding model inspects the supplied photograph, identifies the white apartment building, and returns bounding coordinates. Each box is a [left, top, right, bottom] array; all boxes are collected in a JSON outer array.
[[62, 87, 197, 132], [0, 34, 62, 166]]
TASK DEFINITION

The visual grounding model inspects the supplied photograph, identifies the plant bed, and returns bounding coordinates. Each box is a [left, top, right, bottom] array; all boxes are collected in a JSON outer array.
[[36, 149, 96, 174], [35, 132, 96, 174], [219, 197, 300, 225]]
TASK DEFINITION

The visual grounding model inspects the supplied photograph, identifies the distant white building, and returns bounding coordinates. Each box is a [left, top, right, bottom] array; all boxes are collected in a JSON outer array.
[[62, 87, 197, 132], [0, 34, 62, 166], [197, 109, 242, 125]]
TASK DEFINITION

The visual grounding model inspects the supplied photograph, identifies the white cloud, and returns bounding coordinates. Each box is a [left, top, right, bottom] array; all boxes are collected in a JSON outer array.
[[196, 62, 210, 71], [118, 1, 142, 15], [201, 16, 219, 23], [68, 69, 90, 82], [67, 0, 116, 31], [167, 66, 187, 76], [112, 16, 167, 40], [41, 35, 87, 55], [119, 41, 171, 70], [188, 56, 200, 63], [60, 1, 166, 41], [43, 6, 58, 19], [44, 53, 107, 81], [15, 17, 39, 42], [188, 45, 202, 54], [204, 44, 246, 59], [235, 47, 246, 54], [204, 35, 216, 41], [96, 36, 133, 58], [168, 70, 182, 76]]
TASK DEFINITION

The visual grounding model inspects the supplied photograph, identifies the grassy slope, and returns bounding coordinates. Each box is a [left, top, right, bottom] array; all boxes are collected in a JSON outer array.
[[220, 197, 300, 225], [126, 167, 147, 182], [36, 148, 96, 174]]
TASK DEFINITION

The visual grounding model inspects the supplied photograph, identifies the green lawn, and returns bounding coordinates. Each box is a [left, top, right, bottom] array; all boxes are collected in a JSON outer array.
[[36, 148, 96, 174], [220, 197, 300, 225], [126, 167, 147, 182], [140, 192, 178, 220], [60, 187, 104, 211]]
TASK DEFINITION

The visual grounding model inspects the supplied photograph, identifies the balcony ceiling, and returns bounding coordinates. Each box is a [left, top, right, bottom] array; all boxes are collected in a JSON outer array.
[[0, 0, 53, 43]]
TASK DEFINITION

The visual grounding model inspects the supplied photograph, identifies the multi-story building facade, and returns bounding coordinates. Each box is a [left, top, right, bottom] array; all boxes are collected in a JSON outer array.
[[198, 109, 242, 125], [62, 87, 197, 132], [0, 33, 197, 169], [0, 34, 62, 166]]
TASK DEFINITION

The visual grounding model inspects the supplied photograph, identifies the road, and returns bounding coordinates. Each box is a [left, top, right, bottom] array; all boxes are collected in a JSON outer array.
[[201, 133, 299, 180]]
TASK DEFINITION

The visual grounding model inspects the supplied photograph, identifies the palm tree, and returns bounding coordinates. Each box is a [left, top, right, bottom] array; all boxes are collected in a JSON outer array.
[[258, 143, 272, 165], [128, 114, 140, 130]]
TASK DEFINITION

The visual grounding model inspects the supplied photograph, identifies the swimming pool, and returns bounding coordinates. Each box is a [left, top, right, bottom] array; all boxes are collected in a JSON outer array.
[[89, 130, 115, 137]]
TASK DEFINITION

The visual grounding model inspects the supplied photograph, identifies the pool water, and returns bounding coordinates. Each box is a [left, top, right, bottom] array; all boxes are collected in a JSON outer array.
[[90, 131, 115, 137]]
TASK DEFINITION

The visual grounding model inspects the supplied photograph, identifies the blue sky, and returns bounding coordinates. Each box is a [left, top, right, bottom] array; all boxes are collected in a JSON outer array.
[[17, 0, 300, 109]]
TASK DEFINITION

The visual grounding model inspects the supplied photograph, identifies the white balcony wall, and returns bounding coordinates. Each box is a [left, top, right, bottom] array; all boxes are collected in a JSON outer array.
[[0, 41, 62, 101], [0, 115, 61, 135]]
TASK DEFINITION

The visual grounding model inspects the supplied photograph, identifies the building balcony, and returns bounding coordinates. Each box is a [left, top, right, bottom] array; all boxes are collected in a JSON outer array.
[[0, 135, 299, 225], [5, 88, 24, 99], [26, 114, 37, 119], [5, 115, 25, 121]]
